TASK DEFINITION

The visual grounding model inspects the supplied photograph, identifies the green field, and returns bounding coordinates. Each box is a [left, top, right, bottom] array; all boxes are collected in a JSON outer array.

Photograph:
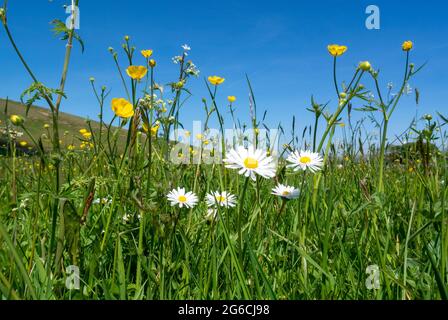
[[0, 4, 447, 300]]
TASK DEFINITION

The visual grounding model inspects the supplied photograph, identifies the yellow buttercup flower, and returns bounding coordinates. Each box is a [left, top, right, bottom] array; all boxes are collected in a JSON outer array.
[[327, 44, 348, 57], [126, 65, 148, 80], [228, 96, 236, 103], [79, 129, 88, 135], [402, 41, 413, 52], [19, 141, 28, 147], [208, 76, 225, 86], [142, 123, 160, 136], [111, 98, 135, 118], [141, 49, 153, 58], [67, 144, 75, 151], [44, 124, 50, 129], [82, 132, 92, 139]]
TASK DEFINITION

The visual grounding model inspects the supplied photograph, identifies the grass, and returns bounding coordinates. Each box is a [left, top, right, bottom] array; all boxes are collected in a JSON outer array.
[[0, 2, 447, 300]]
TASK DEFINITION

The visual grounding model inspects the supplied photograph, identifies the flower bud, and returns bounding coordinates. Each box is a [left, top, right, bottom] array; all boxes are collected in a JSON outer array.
[[149, 59, 156, 68], [358, 61, 372, 72], [9, 114, 24, 126], [339, 92, 347, 99], [423, 114, 432, 121]]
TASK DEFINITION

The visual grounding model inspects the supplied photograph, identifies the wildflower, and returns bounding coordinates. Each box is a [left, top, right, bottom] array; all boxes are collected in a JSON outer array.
[[424, 114, 433, 121], [126, 65, 148, 80], [82, 132, 92, 139], [172, 55, 183, 64], [141, 49, 153, 58], [43, 124, 50, 129], [402, 41, 413, 52], [19, 141, 28, 147], [327, 44, 347, 57], [206, 191, 237, 208], [149, 59, 157, 68], [143, 123, 160, 136], [67, 144, 75, 151], [224, 145, 277, 181], [182, 44, 191, 51], [79, 128, 88, 135], [111, 98, 134, 118], [167, 187, 198, 208], [286, 150, 324, 173], [9, 115, 24, 126], [358, 61, 372, 72], [196, 133, 204, 141], [271, 184, 300, 200], [208, 76, 225, 86], [228, 96, 236, 103], [185, 130, 191, 137]]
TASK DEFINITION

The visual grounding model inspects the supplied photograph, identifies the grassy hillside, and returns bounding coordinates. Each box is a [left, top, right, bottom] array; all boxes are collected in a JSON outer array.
[[0, 98, 128, 150]]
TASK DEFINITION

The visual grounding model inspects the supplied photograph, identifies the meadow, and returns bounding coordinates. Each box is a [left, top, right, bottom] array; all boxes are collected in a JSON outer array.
[[0, 3, 447, 300]]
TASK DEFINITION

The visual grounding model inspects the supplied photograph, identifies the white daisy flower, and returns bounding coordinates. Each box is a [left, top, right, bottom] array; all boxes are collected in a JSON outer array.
[[167, 187, 198, 208], [205, 209, 218, 222], [181, 44, 191, 51], [287, 150, 323, 173], [271, 184, 300, 200], [206, 191, 237, 208], [223, 145, 277, 181]]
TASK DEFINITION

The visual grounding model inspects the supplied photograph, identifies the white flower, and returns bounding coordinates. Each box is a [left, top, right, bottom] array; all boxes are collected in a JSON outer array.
[[206, 191, 237, 208], [182, 44, 191, 51], [224, 145, 277, 181], [205, 209, 218, 222], [167, 187, 198, 208], [271, 184, 300, 200], [287, 150, 323, 173]]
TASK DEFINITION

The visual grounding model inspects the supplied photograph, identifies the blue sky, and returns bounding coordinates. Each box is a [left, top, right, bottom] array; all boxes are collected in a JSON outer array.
[[1, 0, 447, 143]]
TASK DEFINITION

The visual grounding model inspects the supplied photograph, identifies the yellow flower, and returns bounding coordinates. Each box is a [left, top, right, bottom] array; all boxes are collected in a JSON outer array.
[[402, 41, 413, 52], [126, 65, 148, 80], [228, 96, 236, 103], [149, 59, 157, 68], [67, 144, 75, 151], [19, 141, 28, 147], [9, 115, 24, 126], [141, 49, 153, 58], [327, 44, 348, 57], [208, 76, 225, 86], [111, 98, 134, 118], [82, 132, 92, 139], [185, 130, 191, 137], [44, 124, 50, 129], [79, 129, 88, 134], [142, 123, 160, 136], [196, 134, 203, 141], [358, 61, 372, 71]]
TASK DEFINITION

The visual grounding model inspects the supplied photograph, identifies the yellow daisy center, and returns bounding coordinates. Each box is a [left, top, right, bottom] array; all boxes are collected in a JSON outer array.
[[244, 157, 259, 169], [216, 196, 226, 202], [299, 156, 311, 164], [282, 191, 290, 196], [178, 195, 187, 203]]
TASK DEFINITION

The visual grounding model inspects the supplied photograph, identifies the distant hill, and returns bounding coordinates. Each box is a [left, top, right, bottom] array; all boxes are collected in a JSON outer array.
[[0, 98, 128, 151]]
